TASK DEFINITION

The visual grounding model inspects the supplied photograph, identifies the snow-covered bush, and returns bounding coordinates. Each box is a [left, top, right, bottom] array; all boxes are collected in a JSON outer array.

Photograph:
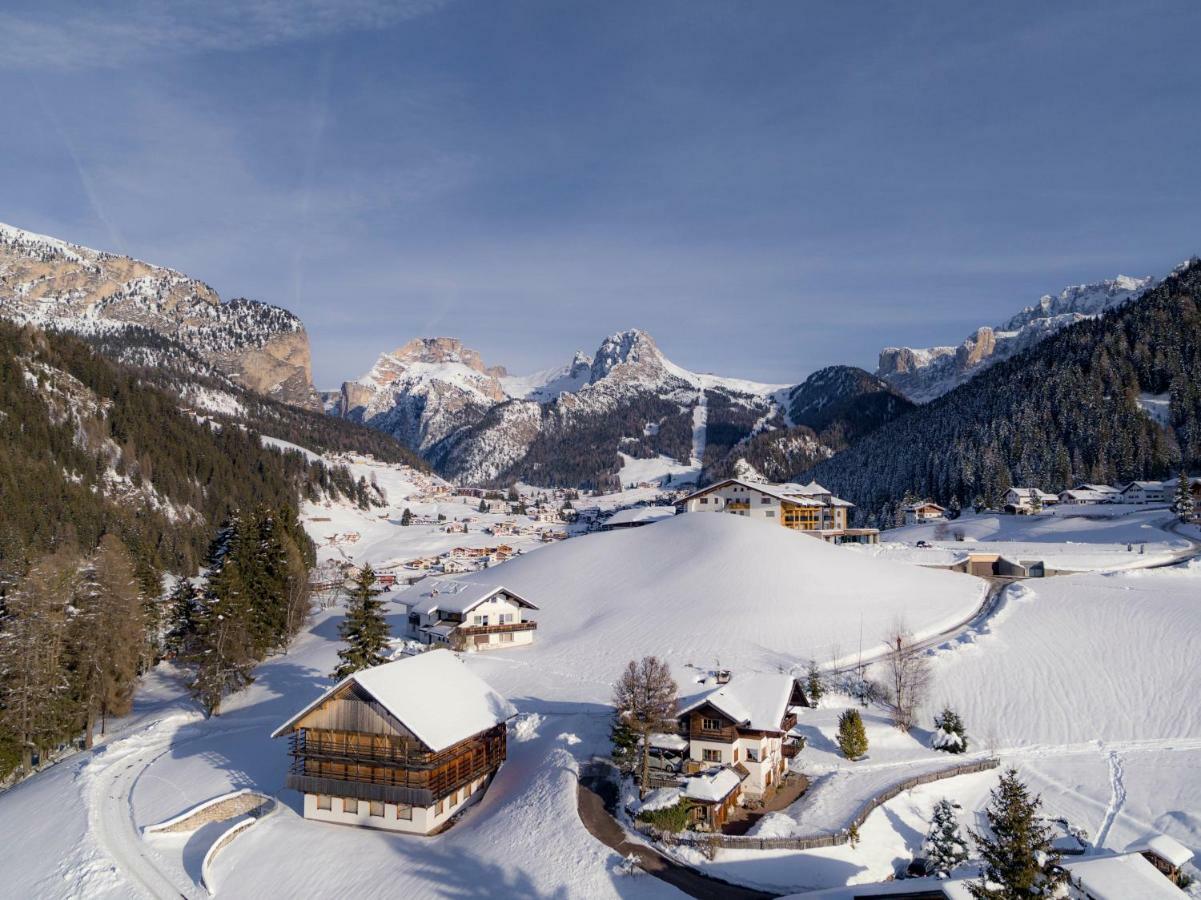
[[931, 706, 968, 754]]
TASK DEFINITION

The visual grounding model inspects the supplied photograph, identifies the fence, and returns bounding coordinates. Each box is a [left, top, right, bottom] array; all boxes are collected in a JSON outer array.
[[637, 756, 1000, 851]]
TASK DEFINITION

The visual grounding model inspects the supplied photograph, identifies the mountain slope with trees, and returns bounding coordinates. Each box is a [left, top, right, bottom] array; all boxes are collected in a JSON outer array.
[[807, 260, 1201, 517]]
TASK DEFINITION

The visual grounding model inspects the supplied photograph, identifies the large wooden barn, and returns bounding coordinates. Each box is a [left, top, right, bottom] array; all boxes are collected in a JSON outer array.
[[271, 650, 516, 835]]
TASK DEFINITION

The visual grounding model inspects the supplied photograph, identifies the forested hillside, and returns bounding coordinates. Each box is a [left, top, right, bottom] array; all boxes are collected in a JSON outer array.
[[0, 322, 380, 777], [85, 325, 425, 466], [704, 367, 912, 483], [807, 260, 1201, 518]]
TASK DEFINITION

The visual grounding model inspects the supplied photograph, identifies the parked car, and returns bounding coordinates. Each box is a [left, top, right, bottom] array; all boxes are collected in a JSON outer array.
[[915, 540, 931, 549]]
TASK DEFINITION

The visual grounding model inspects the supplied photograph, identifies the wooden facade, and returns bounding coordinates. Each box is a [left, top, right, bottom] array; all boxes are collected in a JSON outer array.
[[282, 682, 507, 808]]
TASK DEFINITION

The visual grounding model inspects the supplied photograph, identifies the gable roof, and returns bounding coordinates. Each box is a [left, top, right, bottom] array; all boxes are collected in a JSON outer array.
[[682, 766, 743, 803], [604, 506, 678, 527], [1063, 852, 1186, 899], [681, 478, 849, 509], [271, 651, 517, 752], [1128, 833, 1193, 868], [679, 672, 800, 732], [395, 578, 539, 616]]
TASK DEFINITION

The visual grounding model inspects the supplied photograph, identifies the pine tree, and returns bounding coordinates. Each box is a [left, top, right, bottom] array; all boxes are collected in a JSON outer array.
[[805, 659, 825, 708], [478, 499, 489, 513], [931, 707, 968, 754], [0, 546, 79, 769], [163, 577, 200, 657], [331, 566, 391, 680], [68, 535, 144, 746], [968, 769, 1067, 898], [1173, 471, 1195, 521], [400, 507, 412, 526], [609, 712, 640, 774], [925, 798, 969, 877], [948, 496, 961, 519], [837, 708, 868, 760]]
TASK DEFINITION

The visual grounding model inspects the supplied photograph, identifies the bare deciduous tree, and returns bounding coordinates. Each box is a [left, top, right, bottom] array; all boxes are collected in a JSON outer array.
[[882, 618, 931, 731], [612, 656, 678, 796]]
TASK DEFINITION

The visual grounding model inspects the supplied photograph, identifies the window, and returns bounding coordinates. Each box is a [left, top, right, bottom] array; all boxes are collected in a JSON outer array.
[[343, 798, 358, 814], [766, 511, 775, 518], [733, 747, 740, 762], [746, 746, 760, 763], [396, 804, 412, 820], [700, 497, 708, 504], [761, 496, 771, 504], [702, 717, 722, 731], [316, 795, 332, 811], [436, 798, 446, 815], [499, 613, 513, 624], [702, 749, 722, 763], [473, 614, 489, 626], [370, 801, 384, 817], [500, 632, 514, 643]]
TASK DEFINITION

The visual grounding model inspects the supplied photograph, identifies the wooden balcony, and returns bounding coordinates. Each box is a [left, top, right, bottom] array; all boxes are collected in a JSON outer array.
[[457, 621, 537, 637], [782, 740, 801, 759], [780, 712, 797, 731], [288, 725, 506, 805]]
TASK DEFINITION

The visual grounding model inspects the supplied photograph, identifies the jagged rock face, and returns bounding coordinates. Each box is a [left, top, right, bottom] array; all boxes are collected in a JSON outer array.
[[339, 337, 512, 453], [336, 327, 903, 489], [0, 222, 320, 409], [877, 275, 1155, 402]]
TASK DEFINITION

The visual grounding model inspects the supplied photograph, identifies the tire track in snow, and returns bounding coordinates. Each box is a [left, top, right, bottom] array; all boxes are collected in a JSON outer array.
[[1094, 749, 1126, 850]]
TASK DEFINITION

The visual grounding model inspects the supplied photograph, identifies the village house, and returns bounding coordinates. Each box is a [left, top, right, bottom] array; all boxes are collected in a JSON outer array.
[[681, 478, 879, 544], [271, 651, 515, 835], [903, 501, 947, 525], [663, 672, 807, 829], [1003, 487, 1059, 513], [1058, 488, 1115, 505], [397, 578, 539, 651], [1120, 480, 1170, 505]]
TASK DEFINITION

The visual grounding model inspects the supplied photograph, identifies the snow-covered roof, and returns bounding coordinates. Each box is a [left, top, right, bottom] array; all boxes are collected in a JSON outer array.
[[1122, 480, 1168, 492], [681, 478, 837, 508], [1009, 487, 1058, 499], [679, 672, 799, 732], [271, 651, 517, 752], [682, 767, 742, 803], [647, 732, 688, 751], [604, 506, 677, 527], [1128, 833, 1194, 867], [1064, 852, 1186, 899], [1078, 483, 1121, 493], [1059, 489, 1111, 501], [395, 578, 538, 616]]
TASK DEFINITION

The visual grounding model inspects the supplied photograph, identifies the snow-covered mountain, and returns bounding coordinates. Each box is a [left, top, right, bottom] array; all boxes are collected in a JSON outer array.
[[0, 221, 320, 409], [877, 275, 1155, 402], [336, 328, 792, 486]]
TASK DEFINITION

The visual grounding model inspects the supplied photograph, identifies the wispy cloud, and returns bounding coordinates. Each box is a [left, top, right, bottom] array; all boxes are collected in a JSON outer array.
[[0, 0, 449, 70]]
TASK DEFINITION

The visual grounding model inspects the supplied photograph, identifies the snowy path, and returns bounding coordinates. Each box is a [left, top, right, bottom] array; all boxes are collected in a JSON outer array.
[[689, 390, 707, 467], [85, 713, 276, 899]]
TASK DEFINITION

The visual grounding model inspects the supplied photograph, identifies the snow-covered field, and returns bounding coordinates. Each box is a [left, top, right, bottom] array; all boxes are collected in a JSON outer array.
[[872, 506, 1191, 571], [1, 449, 1197, 898]]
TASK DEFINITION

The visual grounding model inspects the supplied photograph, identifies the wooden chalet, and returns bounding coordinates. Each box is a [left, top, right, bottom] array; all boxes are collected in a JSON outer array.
[[677, 673, 808, 803], [271, 650, 516, 834]]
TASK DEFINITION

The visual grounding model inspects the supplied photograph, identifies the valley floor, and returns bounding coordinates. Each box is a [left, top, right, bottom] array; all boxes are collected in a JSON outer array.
[[1, 458, 1198, 898]]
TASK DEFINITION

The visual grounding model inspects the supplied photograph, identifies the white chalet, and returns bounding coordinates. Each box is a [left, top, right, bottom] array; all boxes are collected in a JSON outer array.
[[1003, 487, 1058, 513], [903, 501, 947, 525], [398, 579, 538, 652], [674, 672, 808, 827], [682, 478, 878, 544], [272, 651, 516, 835], [1120, 480, 1170, 505], [1058, 488, 1114, 505]]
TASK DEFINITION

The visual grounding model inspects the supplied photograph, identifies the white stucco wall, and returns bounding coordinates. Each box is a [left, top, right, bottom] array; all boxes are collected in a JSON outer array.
[[302, 774, 490, 835]]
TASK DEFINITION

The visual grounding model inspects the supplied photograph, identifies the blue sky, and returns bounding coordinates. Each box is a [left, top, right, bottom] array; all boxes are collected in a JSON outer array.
[[3, 1, 1199, 387]]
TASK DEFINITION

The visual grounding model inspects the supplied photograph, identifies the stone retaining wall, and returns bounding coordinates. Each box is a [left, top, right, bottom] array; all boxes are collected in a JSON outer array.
[[144, 789, 274, 835]]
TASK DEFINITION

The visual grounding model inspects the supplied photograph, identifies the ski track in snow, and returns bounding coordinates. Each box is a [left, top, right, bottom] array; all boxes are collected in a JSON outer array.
[[690, 389, 707, 466], [1094, 749, 1126, 850]]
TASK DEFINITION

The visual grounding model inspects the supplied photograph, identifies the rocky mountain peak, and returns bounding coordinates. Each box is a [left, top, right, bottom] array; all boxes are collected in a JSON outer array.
[[588, 328, 670, 384]]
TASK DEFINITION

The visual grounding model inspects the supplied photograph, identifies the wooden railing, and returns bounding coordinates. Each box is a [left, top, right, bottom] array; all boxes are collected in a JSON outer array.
[[457, 621, 537, 636]]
